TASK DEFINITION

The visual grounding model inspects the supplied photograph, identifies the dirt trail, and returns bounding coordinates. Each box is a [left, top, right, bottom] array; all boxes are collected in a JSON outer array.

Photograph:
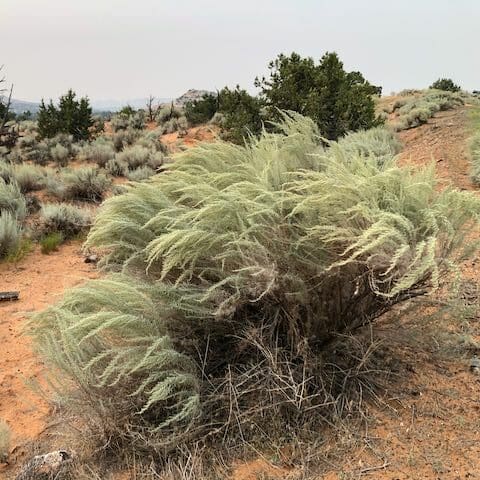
[[0, 243, 99, 455], [397, 107, 473, 190]]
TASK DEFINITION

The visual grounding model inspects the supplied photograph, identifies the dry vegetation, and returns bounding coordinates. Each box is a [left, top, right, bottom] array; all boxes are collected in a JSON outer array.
[[2, 74, 480, 480]]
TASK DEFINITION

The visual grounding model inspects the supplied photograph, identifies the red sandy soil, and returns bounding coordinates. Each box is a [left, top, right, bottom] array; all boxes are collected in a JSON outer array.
[[0, 243, 99, 473]]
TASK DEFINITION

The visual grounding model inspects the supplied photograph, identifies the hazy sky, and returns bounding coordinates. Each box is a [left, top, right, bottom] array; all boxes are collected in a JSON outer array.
[[2, 0, 479, 102]]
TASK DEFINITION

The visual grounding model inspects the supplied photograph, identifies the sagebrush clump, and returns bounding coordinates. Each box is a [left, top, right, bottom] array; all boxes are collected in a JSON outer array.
[[40, 203, 91, 238], [33, 114, 480, 463]]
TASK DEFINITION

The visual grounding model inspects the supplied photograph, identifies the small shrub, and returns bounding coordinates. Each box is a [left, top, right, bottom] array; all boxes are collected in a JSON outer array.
[[470, 132, 480, 184], [116, 146, 165, 171], [60, 167, 111, 202], [13, 164, 47, 193], [126, 166, 155, 181], [156, 104, 183, 124], [0, 179, 27, 220], [0, 420, 10, 462], [0, 212, 22, 259], [112, 128, 140, 152], [80, 140, 115, 167], [105, 157, 127, 177], [50, 143, 70, 166], [40, 231, 64, 254], [40, 203, 91, 238]]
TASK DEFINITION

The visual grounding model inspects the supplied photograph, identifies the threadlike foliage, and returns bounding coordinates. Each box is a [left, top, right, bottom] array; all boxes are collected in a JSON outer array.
[[33, 113, 480, 457], [0, 179, 27, 220], [0, 212, 22, 259]]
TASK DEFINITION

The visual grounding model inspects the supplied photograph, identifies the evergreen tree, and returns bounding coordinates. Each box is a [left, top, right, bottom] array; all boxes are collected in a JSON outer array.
[[218, 87, 264, 144], [185, 93, 219, 125], [256, 52, 382, 140], [430, 78, 461, 92], [38, 90, 93, 141]]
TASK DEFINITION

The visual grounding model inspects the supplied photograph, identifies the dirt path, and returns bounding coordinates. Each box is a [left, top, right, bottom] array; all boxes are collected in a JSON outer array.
[[0, 243, 99, 456], [397, 107, 473, 190]]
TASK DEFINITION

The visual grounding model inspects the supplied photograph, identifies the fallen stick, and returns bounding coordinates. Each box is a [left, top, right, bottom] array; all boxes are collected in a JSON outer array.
[[0, 291, 19, 301]]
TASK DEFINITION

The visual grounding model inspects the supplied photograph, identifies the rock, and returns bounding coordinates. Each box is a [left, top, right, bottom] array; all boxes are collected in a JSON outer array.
[[469, 357, 480, 375], [16, 450, 72, 480], [84, 254, 98, 264]]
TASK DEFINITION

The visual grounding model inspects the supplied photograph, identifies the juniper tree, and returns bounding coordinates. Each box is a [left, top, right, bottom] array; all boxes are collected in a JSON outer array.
[[255, 52, 382, 140], [38, 89, 93, 141]]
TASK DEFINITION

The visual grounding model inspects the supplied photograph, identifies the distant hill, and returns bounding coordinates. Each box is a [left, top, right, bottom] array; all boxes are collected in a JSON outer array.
[[3, 90, 211, 115], [7, 98, 41, 114], [174, 89, 215, 107]]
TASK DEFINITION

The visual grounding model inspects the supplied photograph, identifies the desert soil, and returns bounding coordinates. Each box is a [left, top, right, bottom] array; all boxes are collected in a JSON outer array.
[[0, 243, 99, 474], [2, 106, 480, 479]]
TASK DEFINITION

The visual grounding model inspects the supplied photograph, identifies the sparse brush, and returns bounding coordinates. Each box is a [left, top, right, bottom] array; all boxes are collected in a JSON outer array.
[[105, 157, 127, 177], [40, 231, 64, 254], [40, 203, 91, 238], [13, 164, 47, 192], [80, 140, 115, 167], [50, 143, 71, 166], [0, 420, 10, 463], [112, 128, 140, 152], [32, 113, 480, 462], [136, 129, 167, 153], [0, 212, 22, 259], [392, 90, 465, 131], [470, 132, 480, 184], [58, 167, 111, 202], [116, 146, 165, 170], [126, 166, 156, 181], [156, 104, 183, 124], [0, 179, 27, 220]]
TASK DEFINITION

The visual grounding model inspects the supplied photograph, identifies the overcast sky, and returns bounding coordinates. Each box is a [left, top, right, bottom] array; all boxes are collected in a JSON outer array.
[[2, 0, 479, 102]]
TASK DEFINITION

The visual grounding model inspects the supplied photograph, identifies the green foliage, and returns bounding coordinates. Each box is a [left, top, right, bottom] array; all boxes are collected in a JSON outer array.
[[38, 90, 94, 141], [119, 105, 136, 117], [185, 93, 219, 126], [430, 78, 461, 92], [40, 231, 64, 254], [0, 179, 26, 220], [58, 167, 111, 202], [255, 52, 382, 140], [0, 212, 22, 259], [32, 114, 480, 459], [40, 203, 91, 238], [0, 420, 10, 463], [156, 103, 183, 124], [33, 277, 201, 450], [217, 86, 264, 143]]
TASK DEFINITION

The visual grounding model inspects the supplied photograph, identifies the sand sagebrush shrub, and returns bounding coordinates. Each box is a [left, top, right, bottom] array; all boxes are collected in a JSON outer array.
[[33, 114, 480, 457], [40, 203, 91, 238], [0, 420, 10, 462], [116, 145, 165, 171], [80, 140, 115, 167], [470, 132, 480, 184], [105, 157, 127, 177], [112, 128, 140, 152], [0, 179, 27, 220], [126, 166, 156, 181], [59, 167, 111, 202], [0, 212, 22, 259]]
